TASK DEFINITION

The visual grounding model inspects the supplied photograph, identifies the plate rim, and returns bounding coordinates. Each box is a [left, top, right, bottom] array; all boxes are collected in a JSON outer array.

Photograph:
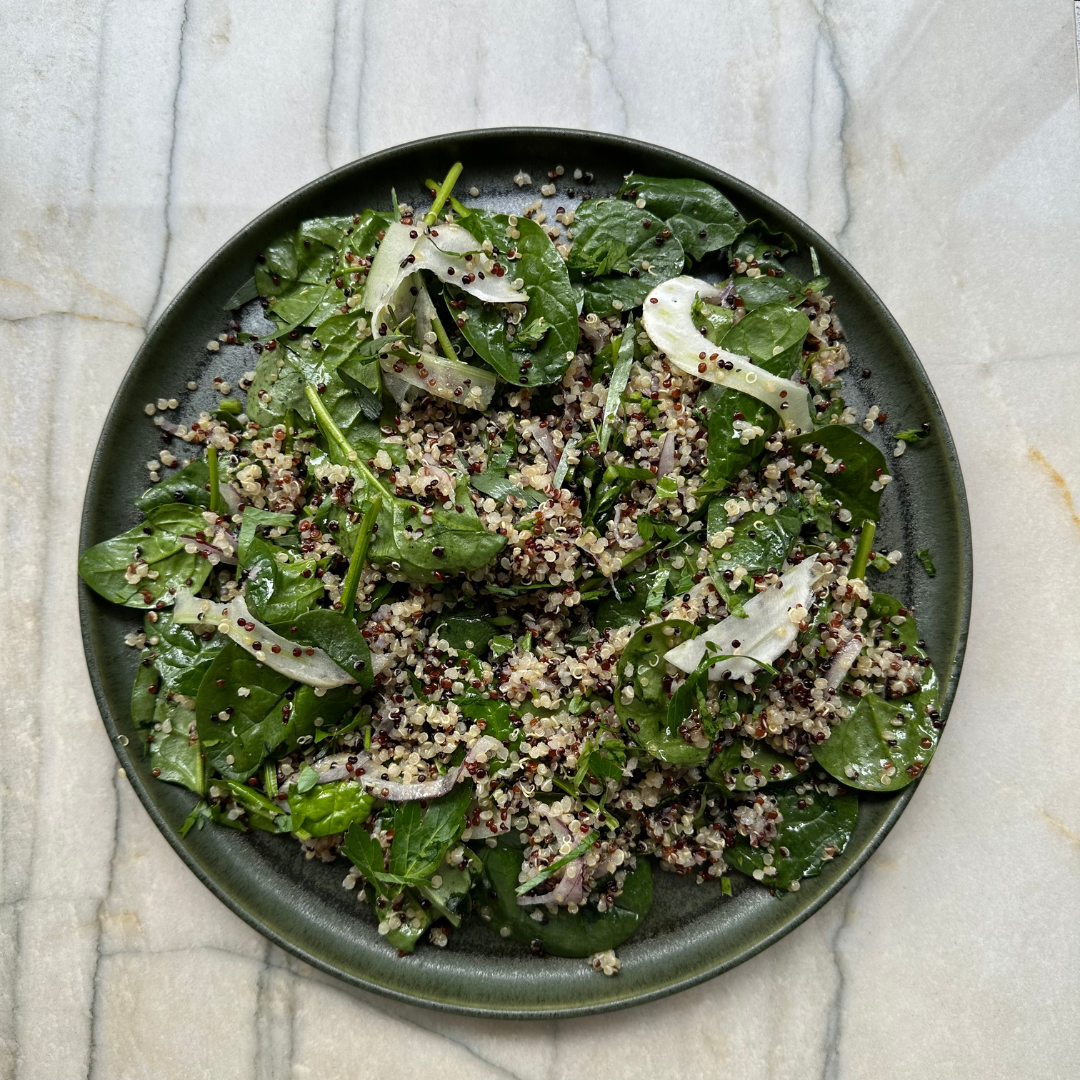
[[78, 126, 973, 1018]]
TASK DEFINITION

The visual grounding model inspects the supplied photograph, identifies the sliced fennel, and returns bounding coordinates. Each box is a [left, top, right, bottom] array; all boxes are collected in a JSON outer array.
[[380, 348, 497, 410], [173, 590, 355, 689], [664, 557, 825, 681], [642, 276, 814, 434], [363, 221, 527, 331]]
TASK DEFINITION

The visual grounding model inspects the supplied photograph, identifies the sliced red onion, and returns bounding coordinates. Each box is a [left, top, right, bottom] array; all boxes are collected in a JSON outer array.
[[281, 735, 509, 801], [826, 633, 865, 689], [531, 423, 559, 471], [642, 276, 814, 434], [172, 590, 355, 688], [219, 482, 242, 513], [657, 431, 676, 478], [665, 557, 827, 681], [180, 535, 238, 565]]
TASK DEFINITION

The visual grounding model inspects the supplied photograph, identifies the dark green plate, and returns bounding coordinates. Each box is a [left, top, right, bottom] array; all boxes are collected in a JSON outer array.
[[79, 129, 971, 1017]]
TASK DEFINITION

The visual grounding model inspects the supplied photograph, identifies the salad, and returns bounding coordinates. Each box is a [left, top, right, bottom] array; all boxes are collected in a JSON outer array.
[[79, 163, 942, 972]]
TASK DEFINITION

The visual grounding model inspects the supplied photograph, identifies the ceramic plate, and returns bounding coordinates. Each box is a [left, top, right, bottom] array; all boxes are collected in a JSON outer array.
[[79, 128, 972, 1017]]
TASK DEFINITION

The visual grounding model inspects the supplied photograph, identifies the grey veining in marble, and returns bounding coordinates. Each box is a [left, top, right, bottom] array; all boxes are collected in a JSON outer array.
[[2, 1, 1079, 1078]]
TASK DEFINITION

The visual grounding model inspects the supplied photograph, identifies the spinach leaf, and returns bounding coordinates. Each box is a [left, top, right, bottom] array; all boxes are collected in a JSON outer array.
[[812, 594, 939, 791], [706, 738, 800, 792], [454, 693, 515, 742], [789, 425, 887, 526], [469, 429, 545, 506], [917, 549, 937, 577], [475, 843, 653, 957], [242, 539, 322, 625], [432, 611, 499, 656], [256, 211, 387, 330], [586, 463, 653, 526], [721, 303, 809, 366], [271, 608, 374, 691], [618, 174, 746, 261], [384, 784, 472, 886], [287, 780, 374, 836], [418, 862, 472, 926], [283, 341, 383, 447], [567, 199, 685, 317], [708, 495, 808, 575], [214, 779, 293, 834], [457, 211, 578, 387], [195, 643, 355, 780], [342, 824, 389, 895], [78, 504, 213, 608], [245, 346, 307, 432], [369, 475, 506, 582], [595, 565, 663, 630], [135, 458, 211, 513], [615, 620, 708, 765], [147, 695, 203, 794], [130, 657, 160, 728], [237, 508, 295, 564], [698, 304, 809, 489], [726, 788, 858, 891], [144, 608, 225, 697]]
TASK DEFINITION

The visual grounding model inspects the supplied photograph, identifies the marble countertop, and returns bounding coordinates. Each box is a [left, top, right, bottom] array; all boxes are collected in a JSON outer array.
[[2, 1, 1078, 1077]]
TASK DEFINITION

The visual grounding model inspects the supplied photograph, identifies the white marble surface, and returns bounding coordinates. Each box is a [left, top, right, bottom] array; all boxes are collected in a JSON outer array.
[[2, 1, 1079, 1077]]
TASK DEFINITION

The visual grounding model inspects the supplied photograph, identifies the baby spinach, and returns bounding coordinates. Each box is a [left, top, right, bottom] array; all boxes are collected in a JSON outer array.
[[369, 476, 506, 583], [195, 643, 355, 780], [383, 783, 472, 887], [812, 594, 939, 791], [469, 429, 545, 506], [454, 693, 515, 743], [708, 495, 809, 575], [242, 540, 321, 625], [567, 199, 685, 317], [237, 508, 295, 564], [475, 842, 653, 957], [616, 620, 708, 765], [135, 458, 211, 513], [721, 302, 809, 367], [144, 609, 225, 697], [287, 780, 374, 837], [618, 174, 746, 261], [789, 425, 887, 527], [246, 347, 307, 433], [147, 695, 204, 794], [432, 611, 500, 656], [706, 739, 801, 792], [78, 504, 213, 608], [725, 787, 858, 891], [456, 211, 579, 387], [272, 608, 374, 691], [418, 862, 472, 926]]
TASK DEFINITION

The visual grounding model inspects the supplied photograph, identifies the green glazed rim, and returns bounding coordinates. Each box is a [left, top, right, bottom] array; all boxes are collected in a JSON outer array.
[[79, 128, 972, 1018]]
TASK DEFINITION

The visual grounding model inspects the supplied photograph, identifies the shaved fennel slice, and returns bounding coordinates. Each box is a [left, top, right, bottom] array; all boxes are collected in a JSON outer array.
[[412, 236, 528, 304], [172, 590, 355, 689], [361, 221, 416, 327], [826, 633, 865, 689], [642, 276, 814, 434], [419, 221, 485, 256], [379, 349, 496, 410], [363, 223, 527, 331], [282, 735, 509, 801], [665, 557, 825, 681]]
